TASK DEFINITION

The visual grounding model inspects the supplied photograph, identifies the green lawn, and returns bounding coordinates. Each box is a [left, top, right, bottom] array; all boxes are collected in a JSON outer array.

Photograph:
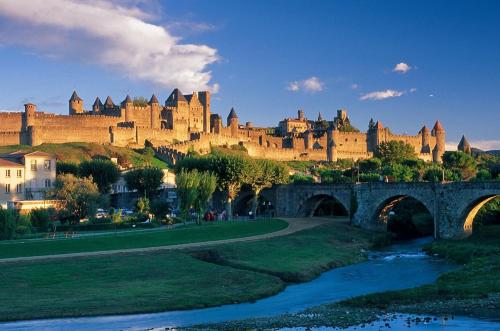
[[0, 219, 288, 259], [0, 251, 284, 321], [192, 220, 390, 282], [0, 220, 387, 321], [0, 142, 169, 168]]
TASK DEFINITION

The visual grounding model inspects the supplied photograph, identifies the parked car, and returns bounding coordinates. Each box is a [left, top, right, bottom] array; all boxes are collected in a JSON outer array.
[[95, 208, 109, 219]]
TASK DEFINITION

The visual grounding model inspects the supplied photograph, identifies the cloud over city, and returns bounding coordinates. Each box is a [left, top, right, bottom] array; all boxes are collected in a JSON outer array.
[[0, 0, 219, 92], [360, 89, 405, 101], [393, 62, 412, 74], [287, 76, 324, 93]]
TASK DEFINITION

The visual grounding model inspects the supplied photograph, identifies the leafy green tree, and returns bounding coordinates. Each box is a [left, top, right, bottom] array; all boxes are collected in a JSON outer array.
[[133, 96, 148, 107], [79, 159, 120, 193], [52, 174, 101, 224], [474, 169, 492, 181], [124, 167, 164, 198], [0, 208, 17, 240], [175, 170, 200, 221], [29, 208, 57, 232], [135, 197, 150, 214], [442, 151, 477, 180], [247, 159, 289, 216], [320, 169, 352, 183], [382, 164, 419, 182], [194, 171, 217, 223], [358, 158, 382, 173], [209, 153, 253, 218], [422, 165, 458, 182], [150, 200, 171, 221], [142, 147, 155, 166], [175, 155, 212, 173], [56, 161, 79, 176], [376, 141, 417, 164]]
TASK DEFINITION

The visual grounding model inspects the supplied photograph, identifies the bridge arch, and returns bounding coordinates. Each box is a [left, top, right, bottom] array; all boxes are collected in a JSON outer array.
[[461, 194, 499, 237], [372, 194, 435, 237], [296, 194, 348, 218]]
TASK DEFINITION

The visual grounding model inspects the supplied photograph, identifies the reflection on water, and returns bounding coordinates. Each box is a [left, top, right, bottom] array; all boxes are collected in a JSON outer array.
[[0, 237, 492, 331], [281, 313, 500, 331]]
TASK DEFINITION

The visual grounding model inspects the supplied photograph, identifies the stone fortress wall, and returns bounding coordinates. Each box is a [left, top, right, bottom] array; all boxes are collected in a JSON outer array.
[[0, 88, 448, 163]]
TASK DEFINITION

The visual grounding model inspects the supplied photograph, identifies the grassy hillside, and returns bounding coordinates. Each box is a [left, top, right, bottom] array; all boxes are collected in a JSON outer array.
[[0, 143, 168, 168]]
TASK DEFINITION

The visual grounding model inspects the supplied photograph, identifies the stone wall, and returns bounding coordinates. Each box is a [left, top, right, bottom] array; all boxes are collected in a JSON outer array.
[[0, 113, 23, 131]]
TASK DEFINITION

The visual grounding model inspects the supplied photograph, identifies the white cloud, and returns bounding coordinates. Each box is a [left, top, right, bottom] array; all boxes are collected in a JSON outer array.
[[409, 87, 417, 93], [287, 76, 324, 93], [360, 89, 405, 101], [350, 83, 359, 90], [0, 0, 219, 92], [393, 62, 411, 74], [447, 140, 500, 151]]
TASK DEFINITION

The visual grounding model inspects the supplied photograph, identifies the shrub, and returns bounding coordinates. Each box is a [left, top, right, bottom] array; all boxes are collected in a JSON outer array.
[[359, 173, 381, 182], [290, 173, 314, 184], [0, 208, 18, 240], [30, 208, 57, 231]]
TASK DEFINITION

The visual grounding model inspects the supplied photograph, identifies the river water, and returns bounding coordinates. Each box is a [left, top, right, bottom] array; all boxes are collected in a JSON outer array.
[[1, 237, 498, 330]]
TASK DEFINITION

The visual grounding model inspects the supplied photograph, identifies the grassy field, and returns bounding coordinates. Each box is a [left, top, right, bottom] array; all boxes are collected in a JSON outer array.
[[0, 219, 288, 259], [192, 220, 390, 282], [0, 142, 168, 168], [0, 220, 388, 321]]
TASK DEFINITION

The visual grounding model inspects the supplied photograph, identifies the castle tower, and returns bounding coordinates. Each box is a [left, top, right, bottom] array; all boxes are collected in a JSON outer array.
[[431, 120, 446, 163], [420, 125, 431, 153], [298, 109, 305, 121], [458, 135, 471, 154], [69, 91, 83, 115], [210, 114, 222, 134], [317, 112, 323, 122], [326, 125, 338, 162], [23, 103, 36, 129], [149, 94, 160, 129], [92, 97, 103, 113], [227, 108, 239, 137], [122, 95, 133, 122], [198, 91, 211, 133], [305, 130, 313, 150]]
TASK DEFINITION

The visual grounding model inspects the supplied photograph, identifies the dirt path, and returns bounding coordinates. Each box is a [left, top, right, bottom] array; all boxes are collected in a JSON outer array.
[[0, 218, 334, 264]]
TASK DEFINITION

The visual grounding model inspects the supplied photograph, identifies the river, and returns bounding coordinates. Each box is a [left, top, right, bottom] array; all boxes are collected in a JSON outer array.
[[1, 237, 498, 330]]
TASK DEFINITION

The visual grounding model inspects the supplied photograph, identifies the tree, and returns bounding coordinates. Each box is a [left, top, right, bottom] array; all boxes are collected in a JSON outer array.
[[150, 199, 171, 221], [56, 161, 79, 176], [376, 141, 417, 164], [194, 171, 217, 223], [79, 159, 120, 193], [358, 158, 382, 173], [290, 173, 314, 183], [175, 170, 200, 221], [124, 167, 164, 198], [29, 208, 57, 232], [133, 96, 148, 107], [382, 164, 419, 182], [320, 169, 352, 183], [52, 174, 101, 224], [0, 208, 17, 240], [142, 147, 155, 166], [442, 151, 477, 180], [474, 169, 492, 181], [209, 153, 253, 218], [135, 197, 150, 214], [247, 159, 289, 216]]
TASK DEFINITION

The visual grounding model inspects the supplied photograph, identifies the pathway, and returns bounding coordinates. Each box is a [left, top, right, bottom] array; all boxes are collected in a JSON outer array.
[[0, 218, 335, 264]]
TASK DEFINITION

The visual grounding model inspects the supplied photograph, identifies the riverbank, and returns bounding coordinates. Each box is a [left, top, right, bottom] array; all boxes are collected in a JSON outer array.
[[0, 218, 388, 322], [193, 226, 500, 330]]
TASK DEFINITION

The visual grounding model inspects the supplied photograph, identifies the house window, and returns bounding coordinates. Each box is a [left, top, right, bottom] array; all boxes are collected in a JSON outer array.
[[16, 183, 22, 193], [17, 169, 22, 178], [44, 160, 51, 170], [31, 160, 37, 171], [5, 170, 10, 178], [45, 179, 51, 188], [5, 184, 11, 194]]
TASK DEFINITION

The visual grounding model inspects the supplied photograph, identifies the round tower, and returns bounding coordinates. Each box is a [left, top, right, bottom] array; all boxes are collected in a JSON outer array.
[[432, 120, 446, 163], [24, 103, 36, 128], [326, 126, 338, 162], [305, 130, 313, 150], [149, 94, 160, 129], [420, 125, 431, 153], [69, 91, 83, 115], [122, 95, 133, 122], [227, 107, 239, 137]]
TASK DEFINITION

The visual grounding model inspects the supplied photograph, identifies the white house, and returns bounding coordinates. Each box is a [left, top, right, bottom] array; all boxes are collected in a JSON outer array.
[[0, 151, 56, 209], [111, 168, 176, 194]]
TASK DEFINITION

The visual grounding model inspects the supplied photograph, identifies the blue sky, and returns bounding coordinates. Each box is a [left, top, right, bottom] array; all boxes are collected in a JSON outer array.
[[0, 0, 499, 149]]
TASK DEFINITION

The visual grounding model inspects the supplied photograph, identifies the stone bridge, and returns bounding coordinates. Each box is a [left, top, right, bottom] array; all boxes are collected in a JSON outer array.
[[269, 181, 500, 239]]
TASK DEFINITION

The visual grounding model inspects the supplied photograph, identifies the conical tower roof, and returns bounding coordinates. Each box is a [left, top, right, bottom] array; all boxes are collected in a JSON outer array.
[[227, 107, 238, 120], [432, 120, 445, 132], [104, 96, 115, 107], [123, 95, 132, 104], [69, 91, 82, 102], [317, 112, 323, 121], [420, 125, 430, 134], [149, 94, 159, 104], [458, 135, 471, 153], [375, 120, 384, 129], [93, 97, 103, 107]]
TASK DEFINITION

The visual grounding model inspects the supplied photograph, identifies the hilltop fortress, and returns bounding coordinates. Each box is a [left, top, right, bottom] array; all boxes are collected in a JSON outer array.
[[0, 89, 448, 163]]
